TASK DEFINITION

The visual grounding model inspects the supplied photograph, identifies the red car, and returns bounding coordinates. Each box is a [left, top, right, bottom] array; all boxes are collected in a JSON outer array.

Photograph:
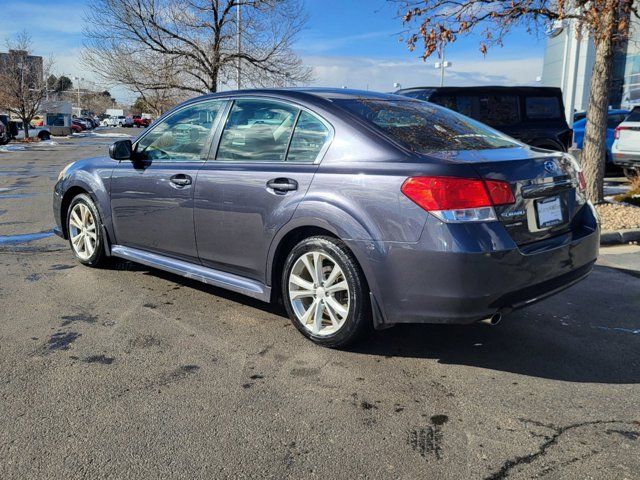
[[133, 115, 151, 128], [71, 124, 82, 134]]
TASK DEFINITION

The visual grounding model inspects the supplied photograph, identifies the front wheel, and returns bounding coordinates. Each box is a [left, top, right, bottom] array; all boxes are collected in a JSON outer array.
[[282, 236, 371, 348], [67, 194, 108, 267], [38, 131, 51, 141]]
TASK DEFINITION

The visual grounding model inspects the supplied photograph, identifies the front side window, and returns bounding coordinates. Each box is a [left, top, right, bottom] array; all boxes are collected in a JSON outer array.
[[335, 98, 520, 152], [216, 99, 299, 162], [136, 100, 223, 161], [525, 96, 562, 120]]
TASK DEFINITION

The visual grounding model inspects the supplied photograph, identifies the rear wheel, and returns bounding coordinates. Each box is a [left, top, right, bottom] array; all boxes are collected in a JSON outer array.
[[38, 131, 51, 141], [282, 236, 371, 348], [67, 194, 108, 267], [623, 167, 638, 180]]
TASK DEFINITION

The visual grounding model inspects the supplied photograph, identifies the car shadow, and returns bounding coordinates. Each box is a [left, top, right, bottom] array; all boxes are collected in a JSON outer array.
[[112, 260, 639, 384], [349, 265, 640, 384]]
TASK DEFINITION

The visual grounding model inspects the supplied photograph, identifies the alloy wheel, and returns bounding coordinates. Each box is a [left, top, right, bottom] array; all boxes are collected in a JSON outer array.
[[69, 203, 97, 260], [288, 251, 350, 336]]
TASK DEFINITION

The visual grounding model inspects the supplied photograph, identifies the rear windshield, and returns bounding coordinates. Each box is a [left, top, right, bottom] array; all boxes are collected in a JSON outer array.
[[335, 98, 520, 152]]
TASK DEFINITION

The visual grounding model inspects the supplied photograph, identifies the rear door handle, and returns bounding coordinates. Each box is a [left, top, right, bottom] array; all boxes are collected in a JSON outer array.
[[266, 178, 298, 193], [170, 174, 192, 187]]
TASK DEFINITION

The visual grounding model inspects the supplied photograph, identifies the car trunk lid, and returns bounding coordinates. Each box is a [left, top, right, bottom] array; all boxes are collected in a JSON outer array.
[[426, 147, 585, 245]]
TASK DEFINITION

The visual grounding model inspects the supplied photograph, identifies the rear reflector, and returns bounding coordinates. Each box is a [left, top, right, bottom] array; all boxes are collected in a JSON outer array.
[[578, 171, 586, 192], [401, 176, 515, 212]]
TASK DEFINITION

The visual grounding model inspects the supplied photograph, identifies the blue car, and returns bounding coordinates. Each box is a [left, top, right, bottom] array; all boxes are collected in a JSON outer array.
[[573, 109, 629, 164], [53, 89, 599, 347]]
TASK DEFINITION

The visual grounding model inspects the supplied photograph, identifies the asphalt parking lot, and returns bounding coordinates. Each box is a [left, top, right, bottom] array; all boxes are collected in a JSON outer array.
[[1, 129, 639, 479]]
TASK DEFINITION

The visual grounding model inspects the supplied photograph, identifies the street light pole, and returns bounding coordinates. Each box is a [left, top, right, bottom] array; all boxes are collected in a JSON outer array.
[[434, 45, 452, 87], [236, 1, 241, 90]]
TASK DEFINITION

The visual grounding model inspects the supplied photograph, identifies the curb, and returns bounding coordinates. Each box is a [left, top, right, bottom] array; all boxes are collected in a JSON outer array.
[[600, 229, 640, 245]]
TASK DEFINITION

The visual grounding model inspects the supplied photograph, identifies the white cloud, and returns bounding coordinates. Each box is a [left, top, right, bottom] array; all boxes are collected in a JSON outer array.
[[303, 55, 544, 91]]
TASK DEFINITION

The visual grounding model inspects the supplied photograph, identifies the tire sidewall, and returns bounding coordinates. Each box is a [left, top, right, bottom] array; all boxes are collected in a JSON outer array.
[[67, 194, 105, 266], [282, 236, 369, 347]]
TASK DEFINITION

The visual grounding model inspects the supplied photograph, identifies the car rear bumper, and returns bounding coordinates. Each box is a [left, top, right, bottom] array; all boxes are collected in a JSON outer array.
[[351, 203, 599, 326], [612, 150, 640, 167]]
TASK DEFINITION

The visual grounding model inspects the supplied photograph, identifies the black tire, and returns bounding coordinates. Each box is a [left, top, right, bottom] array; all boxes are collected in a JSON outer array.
[[0, 135, 9, 145], [282, 236, 371, 348], [66, 193, 108, 267], [38, 131, 51, 141], [623, 167, 638, 180]]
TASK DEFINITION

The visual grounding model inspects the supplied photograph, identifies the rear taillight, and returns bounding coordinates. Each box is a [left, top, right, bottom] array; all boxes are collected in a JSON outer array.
[[401, 176, 515, 223], [614, 126, 628, 139]]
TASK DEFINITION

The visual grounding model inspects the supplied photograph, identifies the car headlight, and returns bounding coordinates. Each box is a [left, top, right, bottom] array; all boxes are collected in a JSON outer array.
[[57, 162, 75, 182]]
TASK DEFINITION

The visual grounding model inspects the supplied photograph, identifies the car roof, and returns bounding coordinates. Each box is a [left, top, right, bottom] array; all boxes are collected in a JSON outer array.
[[395, 86, 564, 95], [192, 87, 409, 104]]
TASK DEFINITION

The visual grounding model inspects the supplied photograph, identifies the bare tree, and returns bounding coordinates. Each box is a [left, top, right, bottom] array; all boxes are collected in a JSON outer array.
[[393, 0, 636, 203], [0, 32, 52, 140], [82, 0, 312, 98]]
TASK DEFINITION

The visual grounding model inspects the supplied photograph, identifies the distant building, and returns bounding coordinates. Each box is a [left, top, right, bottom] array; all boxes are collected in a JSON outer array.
[[541, 21, 629, 124], [0, 50, 44, 89]]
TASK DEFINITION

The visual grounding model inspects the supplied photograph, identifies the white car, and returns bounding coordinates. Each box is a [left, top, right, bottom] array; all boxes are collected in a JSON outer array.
[[101, 116, 119, 127], [612, 107, 640, 179]]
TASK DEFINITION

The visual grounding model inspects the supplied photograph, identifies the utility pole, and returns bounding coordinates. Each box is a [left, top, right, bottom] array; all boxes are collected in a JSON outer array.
[[236, 1, 241, 90]]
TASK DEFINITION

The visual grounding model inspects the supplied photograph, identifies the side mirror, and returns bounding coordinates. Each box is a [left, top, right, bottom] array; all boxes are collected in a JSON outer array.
[[109, 139, 133, 160]]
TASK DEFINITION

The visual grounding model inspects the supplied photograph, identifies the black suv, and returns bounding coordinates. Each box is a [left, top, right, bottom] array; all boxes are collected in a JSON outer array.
[[395, 86, 572, 152]]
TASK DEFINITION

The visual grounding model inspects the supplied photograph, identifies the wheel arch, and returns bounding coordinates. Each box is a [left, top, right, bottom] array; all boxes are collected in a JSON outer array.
[[60, 181, 113, 254], [266, 219, 385, 315]]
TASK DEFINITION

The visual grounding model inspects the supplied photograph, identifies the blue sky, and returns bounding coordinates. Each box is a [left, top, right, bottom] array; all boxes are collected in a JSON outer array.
[[0, 0, 548, 102]]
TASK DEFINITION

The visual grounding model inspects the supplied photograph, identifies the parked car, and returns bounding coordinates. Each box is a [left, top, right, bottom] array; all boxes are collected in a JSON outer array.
[[101, 116, 120, 127], [123, 116, 135, 128], [117, 115, 127, 126], [0, 114, 11, 145], [572, 109, 629, 169], [12, 121, 51, 141], [395, 86, 573, 152], [612, 106, 640, 179], [72, 119, 87, 131], [133, 115, 151, 128], [73, 117, 91, 130], [82, 117, 98, 129], [53, 89, 598, 347]]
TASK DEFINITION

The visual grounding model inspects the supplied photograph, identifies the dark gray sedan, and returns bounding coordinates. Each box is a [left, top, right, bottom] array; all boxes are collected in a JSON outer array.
[[53, 89, 599, 347]]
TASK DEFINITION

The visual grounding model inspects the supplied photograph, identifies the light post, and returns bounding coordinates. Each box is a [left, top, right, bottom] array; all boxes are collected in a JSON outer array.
[[236, 1, 241, 90], [73, 76, 84, 112], [434, 46, 452, 87]]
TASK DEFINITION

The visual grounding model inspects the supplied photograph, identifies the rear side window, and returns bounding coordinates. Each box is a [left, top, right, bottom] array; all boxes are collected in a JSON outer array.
[[624, 107, 640, 122], [287, 111, 330, 162], [607, 114, 627, 129], [336, 98, 520, 152], [217, 99, 298, 162], [476, 95, 519, 126], [525, 97, 562, 119], [400, 90, 433, 101]]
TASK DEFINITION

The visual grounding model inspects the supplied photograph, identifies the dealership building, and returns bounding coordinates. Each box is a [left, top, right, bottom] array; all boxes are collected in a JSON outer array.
[[541, 20, 637, 123]]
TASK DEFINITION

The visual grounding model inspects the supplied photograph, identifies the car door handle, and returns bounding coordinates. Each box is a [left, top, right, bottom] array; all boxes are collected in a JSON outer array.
[[170, 174, 192, 187], [266, 178, 298, 193]]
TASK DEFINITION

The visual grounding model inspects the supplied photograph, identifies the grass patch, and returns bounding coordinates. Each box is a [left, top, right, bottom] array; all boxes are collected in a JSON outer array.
[[614, 176, 640, 206]]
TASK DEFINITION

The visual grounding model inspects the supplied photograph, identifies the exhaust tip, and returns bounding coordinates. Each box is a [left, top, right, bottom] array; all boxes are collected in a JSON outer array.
[[479, 313, 502, 326]]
